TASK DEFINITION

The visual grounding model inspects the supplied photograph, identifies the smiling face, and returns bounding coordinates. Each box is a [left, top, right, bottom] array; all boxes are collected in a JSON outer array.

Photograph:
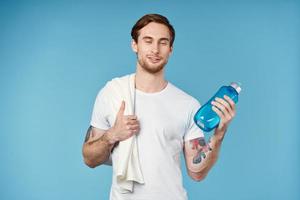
[[132, 22, 173, 74]]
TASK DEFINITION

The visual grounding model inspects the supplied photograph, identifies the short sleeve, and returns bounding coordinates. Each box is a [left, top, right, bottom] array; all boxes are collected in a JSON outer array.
[[183, 99, 204, 141], [90, 85, 111, 130]]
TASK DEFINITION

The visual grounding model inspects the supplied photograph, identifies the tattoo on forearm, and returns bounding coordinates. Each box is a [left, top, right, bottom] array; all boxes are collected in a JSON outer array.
[[83, 129, 115, 165], [86, 131, 117, 152], [190, 137, 212, 164], [84, 126, 93, 142]]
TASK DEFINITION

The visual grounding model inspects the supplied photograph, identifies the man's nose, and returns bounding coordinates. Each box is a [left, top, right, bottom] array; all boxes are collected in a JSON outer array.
[[151, 43, 159, 54]]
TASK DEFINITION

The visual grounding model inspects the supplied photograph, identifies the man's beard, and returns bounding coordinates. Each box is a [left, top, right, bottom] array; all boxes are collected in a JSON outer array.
[[138, 56, 168, 74]]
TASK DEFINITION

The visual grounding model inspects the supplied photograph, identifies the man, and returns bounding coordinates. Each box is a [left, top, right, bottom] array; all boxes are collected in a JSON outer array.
[[82, 14, 236, 200]]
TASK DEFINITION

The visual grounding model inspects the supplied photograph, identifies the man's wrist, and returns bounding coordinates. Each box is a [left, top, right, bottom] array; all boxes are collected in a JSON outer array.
[[211, 133, 223, 149], [104, 128, 118, 145], [214, 127, 227, 142]]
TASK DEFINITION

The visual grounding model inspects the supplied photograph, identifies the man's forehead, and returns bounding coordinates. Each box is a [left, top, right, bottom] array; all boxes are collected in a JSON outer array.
[[138, 22, 171, 39]]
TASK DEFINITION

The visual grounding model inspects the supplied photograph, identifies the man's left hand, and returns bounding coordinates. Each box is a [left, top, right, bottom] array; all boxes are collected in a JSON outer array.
[[211, 95, 236, 140]]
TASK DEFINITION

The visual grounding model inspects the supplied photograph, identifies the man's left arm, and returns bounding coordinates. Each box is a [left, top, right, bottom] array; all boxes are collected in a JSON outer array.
[[183, 95, 236, 181]]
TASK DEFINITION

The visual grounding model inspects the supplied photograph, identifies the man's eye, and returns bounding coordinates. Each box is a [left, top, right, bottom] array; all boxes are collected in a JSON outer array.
[[145, 40, 152, 44], [160, 41, 168, 45]]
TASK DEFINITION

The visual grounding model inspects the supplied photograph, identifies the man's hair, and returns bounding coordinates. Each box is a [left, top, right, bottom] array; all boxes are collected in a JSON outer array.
[[131, 14, 175, 47]]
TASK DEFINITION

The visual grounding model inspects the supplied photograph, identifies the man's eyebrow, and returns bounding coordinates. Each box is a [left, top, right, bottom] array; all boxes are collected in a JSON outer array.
[[159, 38, 170, 41], [142, 36, 170, 41], [142, 36, 153, 40]]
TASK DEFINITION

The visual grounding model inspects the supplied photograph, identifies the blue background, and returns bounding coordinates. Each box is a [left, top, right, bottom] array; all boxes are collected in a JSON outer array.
[[0, 1, 299, 200]]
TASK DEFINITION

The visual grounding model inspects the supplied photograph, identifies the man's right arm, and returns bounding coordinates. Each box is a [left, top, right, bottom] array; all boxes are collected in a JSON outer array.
[[82, 126, 117, 168], [82, 101, 140, 168]]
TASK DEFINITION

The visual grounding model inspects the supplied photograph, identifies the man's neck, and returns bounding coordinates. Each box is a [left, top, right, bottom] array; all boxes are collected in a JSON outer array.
[[135, 67, 168, 93]]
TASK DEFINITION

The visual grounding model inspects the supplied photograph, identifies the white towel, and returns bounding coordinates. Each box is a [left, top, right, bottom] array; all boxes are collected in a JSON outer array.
[[105, 73, 144, 193]]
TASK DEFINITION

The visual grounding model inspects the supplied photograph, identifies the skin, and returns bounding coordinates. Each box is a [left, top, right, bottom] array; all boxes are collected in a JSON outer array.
[[184, 95, 236, 181], [131, 22, 173, 93], [82, 101, 140, 167], [82, 22, 236, 183]]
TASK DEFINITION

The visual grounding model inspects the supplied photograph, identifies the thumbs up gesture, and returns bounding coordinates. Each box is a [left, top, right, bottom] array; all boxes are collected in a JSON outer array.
[[107, 101, 140, 143]]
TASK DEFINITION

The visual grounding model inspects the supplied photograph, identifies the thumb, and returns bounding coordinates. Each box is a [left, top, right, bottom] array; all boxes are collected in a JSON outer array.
[[117, 100, 125, 117]]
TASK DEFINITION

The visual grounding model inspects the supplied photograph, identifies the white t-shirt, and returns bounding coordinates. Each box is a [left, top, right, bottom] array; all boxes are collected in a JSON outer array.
[[90, 80, 204, 200]]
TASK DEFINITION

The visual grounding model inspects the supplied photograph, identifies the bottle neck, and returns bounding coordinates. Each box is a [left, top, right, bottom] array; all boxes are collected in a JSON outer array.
[[230, 82, 242, 94]]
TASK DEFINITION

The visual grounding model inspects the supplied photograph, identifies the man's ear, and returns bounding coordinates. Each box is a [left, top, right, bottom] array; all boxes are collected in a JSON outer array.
[[170, 46, 173, 55], [131, 39, 138, 53]]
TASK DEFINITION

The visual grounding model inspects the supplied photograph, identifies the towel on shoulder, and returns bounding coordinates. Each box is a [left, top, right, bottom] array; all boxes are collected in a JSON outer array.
[[104, 73, 144, 193]]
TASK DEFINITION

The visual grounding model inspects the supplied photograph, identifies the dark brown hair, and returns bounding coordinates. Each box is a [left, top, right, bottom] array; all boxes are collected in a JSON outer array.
[[131, 14, 175, 47]]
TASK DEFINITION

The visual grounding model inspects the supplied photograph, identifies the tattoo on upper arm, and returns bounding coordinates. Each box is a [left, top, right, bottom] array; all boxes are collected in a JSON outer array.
[[190, 137, 212, 164], [84, 126, 93, 142]]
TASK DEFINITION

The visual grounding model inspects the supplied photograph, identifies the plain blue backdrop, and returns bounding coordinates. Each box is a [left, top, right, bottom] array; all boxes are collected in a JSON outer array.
[[0, 1, 299, 200]]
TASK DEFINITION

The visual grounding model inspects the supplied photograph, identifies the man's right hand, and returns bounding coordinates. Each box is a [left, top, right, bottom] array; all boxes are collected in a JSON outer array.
[[106, 101, 140, 144]]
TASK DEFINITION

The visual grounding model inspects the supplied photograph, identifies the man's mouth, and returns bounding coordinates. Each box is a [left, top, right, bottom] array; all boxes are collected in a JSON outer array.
[[147, 56, 161, 63]]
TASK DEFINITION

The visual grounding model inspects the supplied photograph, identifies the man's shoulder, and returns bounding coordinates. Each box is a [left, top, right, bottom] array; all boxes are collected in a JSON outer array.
[[167, 83, 200, 106], [100, 73, 133, 91], [95, 73, 134, 99], [168, 83, 197, 100], [109, 73, 133, 83]]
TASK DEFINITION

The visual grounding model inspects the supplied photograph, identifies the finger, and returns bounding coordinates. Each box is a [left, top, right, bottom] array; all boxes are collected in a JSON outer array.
[[223, 96, 236, 118], [224, 95, 236, 111], [215, 97, 234, 117], [127, 128, 139, 137], [212, 105, 225, 119], [211, 100, 229, 117], [126, 115, 137, 120], [212, 106, 226, 129], [125, 120, 138, 125], [117, 101, 125, 117], [212, 101, 232, 122], [129, 124, 140, 130], [124, 116, 139, 125]]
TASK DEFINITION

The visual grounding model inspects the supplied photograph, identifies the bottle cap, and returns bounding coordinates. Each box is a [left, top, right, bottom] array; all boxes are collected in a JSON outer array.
[[230, 82, 242, 93]]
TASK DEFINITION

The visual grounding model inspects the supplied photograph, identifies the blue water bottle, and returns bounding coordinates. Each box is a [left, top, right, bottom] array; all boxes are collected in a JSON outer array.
[[194, 82, 242, 132]]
